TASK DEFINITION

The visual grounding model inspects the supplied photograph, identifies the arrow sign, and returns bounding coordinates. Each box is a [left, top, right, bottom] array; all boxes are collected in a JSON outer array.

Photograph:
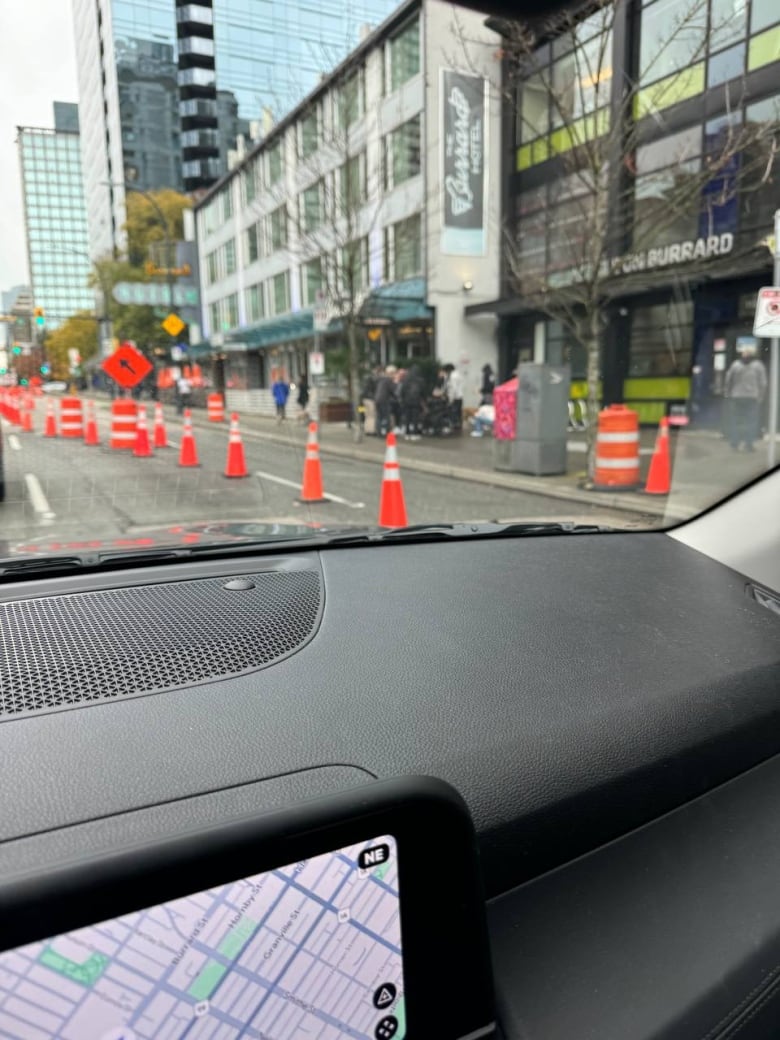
[[102, 343, 153, 389]]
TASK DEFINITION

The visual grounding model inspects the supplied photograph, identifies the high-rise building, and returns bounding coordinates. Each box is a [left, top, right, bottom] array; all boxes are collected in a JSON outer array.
[[16, 104, 93, 331], [72, 0, 400, 261]]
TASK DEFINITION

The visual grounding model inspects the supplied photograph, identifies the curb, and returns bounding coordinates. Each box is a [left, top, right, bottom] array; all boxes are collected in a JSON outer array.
[[88, 400, 688, 521]]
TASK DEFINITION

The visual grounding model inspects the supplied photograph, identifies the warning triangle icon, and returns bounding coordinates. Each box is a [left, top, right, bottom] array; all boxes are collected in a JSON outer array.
[[374, 983, 396, 1008]]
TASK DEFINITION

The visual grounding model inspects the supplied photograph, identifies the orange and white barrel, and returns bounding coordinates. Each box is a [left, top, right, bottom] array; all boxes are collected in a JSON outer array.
[[110, 399, 138, 450], [593, 404, 640, 490], [207, 393, 225, 422], [59, 396, 84, 438]]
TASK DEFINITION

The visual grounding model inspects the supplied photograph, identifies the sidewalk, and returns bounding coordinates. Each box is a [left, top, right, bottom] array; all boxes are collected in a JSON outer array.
[[90, 397, 774, 522]]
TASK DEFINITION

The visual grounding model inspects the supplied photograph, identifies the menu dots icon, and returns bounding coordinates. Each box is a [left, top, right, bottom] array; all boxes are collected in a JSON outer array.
[[375, 1016, 399, 1039]]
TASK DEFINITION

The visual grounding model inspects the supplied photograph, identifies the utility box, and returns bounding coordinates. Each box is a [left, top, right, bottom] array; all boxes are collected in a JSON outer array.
[[494, 364, 570, 475]]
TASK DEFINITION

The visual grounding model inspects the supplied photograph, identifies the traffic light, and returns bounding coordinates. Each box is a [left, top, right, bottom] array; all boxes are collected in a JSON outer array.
[[34, 307, 45, 328]]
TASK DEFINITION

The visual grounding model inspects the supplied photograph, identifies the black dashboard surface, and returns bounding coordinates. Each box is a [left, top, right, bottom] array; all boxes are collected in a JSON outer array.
[[0, 531, 777, 904]]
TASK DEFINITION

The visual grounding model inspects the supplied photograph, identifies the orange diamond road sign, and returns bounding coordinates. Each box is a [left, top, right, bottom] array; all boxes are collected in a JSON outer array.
[[102, 343, 153, 389], [162, 312, 186, 337]]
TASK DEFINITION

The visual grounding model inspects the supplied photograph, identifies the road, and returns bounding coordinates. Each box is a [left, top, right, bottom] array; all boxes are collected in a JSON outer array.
[[0, 404, 653, 553]]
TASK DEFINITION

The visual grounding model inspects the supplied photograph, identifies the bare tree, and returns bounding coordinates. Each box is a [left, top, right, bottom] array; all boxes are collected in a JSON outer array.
[[454, 0, 777, 473]]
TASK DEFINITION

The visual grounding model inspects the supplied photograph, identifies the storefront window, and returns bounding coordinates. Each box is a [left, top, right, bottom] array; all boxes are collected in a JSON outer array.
[[629, 300, 693, 376], [640, 0, 707, 84]]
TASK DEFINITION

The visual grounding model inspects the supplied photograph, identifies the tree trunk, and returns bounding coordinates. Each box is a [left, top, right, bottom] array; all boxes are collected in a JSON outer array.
[[584, 307, 602, 481], [347, 318, 363, 444]]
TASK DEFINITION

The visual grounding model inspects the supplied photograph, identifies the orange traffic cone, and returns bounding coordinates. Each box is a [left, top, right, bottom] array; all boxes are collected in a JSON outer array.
[[21, 398, 34, 433], [44, 400, 57, 438], [153, 402, 169, 448], [378, 432, 408, 527], [645, 416, 671, 495], [224, 413, 248, 478], [133, 403, 153, 457], [84, 401, 100, 446], [178, 408, 199, 467], [298, 422, 327, 502]]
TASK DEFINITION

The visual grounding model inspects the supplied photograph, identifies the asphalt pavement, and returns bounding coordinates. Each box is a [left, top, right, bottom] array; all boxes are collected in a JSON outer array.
[[0, 400, 658, 552]]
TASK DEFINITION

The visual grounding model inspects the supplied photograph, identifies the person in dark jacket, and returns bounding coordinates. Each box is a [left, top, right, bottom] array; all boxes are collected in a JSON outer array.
[[374, 366, 396, 437], [297, 377, 309, 421], [480, 364, 495, 405], [400, 365, 424, 440]]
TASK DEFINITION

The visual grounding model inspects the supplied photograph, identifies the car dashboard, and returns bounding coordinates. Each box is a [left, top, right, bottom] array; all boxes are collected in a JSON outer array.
[[0, 531, 778, 1039]]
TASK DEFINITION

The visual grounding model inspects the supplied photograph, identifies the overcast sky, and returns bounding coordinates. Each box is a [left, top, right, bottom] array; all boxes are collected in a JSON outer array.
[[0, 1, 78, 293]]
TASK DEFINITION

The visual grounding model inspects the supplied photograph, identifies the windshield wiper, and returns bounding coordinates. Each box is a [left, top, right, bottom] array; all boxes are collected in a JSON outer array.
[[321, 521, 615, 545]]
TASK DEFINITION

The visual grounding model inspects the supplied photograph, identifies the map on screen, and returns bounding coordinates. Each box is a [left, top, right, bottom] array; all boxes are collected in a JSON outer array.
[[0, 834, 405, 1040]]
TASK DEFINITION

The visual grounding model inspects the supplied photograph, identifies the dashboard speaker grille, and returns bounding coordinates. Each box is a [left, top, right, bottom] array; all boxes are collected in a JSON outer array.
[[0, 570, 322, 719]]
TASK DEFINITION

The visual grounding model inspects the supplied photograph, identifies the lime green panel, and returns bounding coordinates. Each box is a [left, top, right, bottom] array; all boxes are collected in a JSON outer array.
[[635, 64, 704, 118], [626, 400, 667, 424], [623, 377, 691, 399], [748, 27, 780, 71], [531, 138, 550, 163], [516, 143, 533, 171]]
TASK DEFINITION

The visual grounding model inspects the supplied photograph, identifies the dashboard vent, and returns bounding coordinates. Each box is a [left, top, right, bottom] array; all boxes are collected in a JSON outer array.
[[0, 570, 322, 720]]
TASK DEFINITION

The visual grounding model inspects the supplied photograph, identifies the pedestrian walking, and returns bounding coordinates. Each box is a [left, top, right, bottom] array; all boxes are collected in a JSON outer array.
[[176, 373, 192, 415], [374, 366, 396, 437], [444, 363, 464, 432], [391, 368, 406, 433], [272, 375, 290, 422], [725, 344, 767, 452]]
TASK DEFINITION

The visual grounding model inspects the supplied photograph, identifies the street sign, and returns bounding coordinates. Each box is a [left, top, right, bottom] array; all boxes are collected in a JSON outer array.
[[753, 287, 780, 338], [101, 343, 153, 389], [309, 351, 325, 376], [313, 289, 329, 332], [162, 312, 186, 337], [112, 282, 200, 308]]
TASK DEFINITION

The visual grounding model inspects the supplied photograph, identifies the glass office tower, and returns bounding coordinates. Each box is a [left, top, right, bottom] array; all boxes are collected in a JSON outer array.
[[17, 104, 93, 330]]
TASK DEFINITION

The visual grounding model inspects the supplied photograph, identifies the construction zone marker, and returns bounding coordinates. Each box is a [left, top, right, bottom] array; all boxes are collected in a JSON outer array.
[[178, 408, 199, 467], [84, 400, 100, 446], [297, 422, 327, 503], [153, 402, 169, 448], [224, 413, 248, 478], [645, 416, 671, 495], [133, 404, 153, 457], [378, 432, 408, 527], [43, 400, 57, 438]]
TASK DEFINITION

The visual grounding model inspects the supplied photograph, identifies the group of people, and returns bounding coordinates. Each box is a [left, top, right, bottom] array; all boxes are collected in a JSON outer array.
[[271, 376, 310, 422], [363, 362, 496, 440]]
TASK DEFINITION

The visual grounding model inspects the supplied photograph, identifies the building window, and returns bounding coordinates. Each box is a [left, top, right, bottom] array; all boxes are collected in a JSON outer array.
[[301, 257, 324, 306], [634, 126, 702, 248], [222, 189, 233, 221], [337, 68, 365, 129], [245, 222, 261, 264], [630, 300, 693, 376], [384, 213, 422, 281], [267, 140, 282, 185], [223, 239, 236, 276], [750, 0, 778, 34], [223, 293, 239, 330], [209, 301, 220, 332], [301, 181, 324, 232], [640, 0, 707, 86], [384, 115, 421, 190], [299, 108, 319, 159], [338, 238, 368, 293], [243, 163, 258, 204], [387, 17, 420, 93], [270, 271, 290, 315], [246, 283, 265, 322], [268, 205, 288, 251], [339, 152, 367, 213], [207, 249, 219, 284]]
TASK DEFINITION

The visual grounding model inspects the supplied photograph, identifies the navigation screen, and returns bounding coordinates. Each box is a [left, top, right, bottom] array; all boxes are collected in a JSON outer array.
[[0, 835, 405, 1040]]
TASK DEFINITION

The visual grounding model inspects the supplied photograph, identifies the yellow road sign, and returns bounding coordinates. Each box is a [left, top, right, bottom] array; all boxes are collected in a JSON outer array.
[[162, 312, 186, 337]]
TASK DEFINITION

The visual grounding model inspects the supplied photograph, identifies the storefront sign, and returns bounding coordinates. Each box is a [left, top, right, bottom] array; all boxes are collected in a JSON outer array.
[[610, 233, 734, 275], [441, 69, 487, 257], [309, 351, 325, 376]]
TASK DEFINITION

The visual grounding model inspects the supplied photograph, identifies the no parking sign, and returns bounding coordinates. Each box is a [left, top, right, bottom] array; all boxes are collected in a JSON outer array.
[[753, 287, 780, 338]]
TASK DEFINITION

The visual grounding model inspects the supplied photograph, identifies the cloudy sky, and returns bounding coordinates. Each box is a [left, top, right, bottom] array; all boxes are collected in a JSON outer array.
[[0, 1, 78, 292]]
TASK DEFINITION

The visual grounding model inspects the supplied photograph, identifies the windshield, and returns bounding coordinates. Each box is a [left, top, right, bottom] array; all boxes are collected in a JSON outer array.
[[0, 0, 777, 560]]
